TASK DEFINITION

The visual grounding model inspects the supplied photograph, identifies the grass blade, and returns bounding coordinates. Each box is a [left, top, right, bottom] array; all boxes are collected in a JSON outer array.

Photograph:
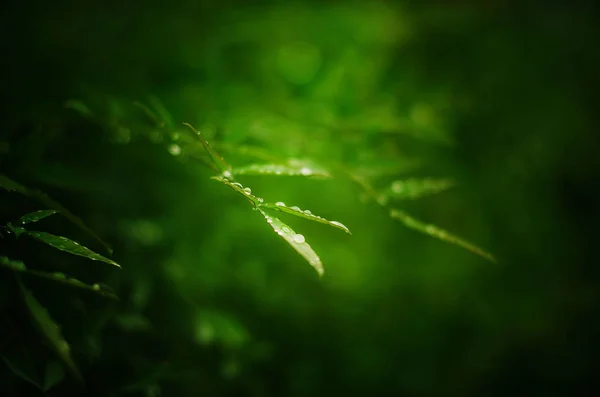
[[18, 210, 59, 225], [211, 176, 263, 206], [389, 209, 496, 262], [260, 202, 350, 234], [258, 209, 323, 277]]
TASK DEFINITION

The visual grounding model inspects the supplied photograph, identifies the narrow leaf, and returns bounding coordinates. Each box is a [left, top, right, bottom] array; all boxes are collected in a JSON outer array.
[[18, 280, 82, 380], [231, 163, 331, 178], [1, 346, 43, 391], [18, 210, 59, 225], [26, 231, 120, 268], [183, 123, 231, 174], [385, 178, 455, 200], [211, 176, 263, 206], [261, 202, 351, 234], [389, 209, 496, 262], [258, 208, 323, 277], [0, 174, 113, 255]]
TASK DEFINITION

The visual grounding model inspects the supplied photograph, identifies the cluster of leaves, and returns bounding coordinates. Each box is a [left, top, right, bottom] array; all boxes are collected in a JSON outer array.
[[0, 175, 120, 393], [67, 97, 495, 278]]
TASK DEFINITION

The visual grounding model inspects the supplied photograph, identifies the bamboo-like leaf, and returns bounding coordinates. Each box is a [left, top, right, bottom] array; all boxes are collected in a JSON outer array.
[[18, 280, 82, 380], [260, 202, 351, 234], [211, 176, 263, 206], [18, 210, 59, 225], [385, 178, 455, 200], [26, 231, 120, 268], [258, 209, 323, 277], [389, 209, 495, 262], [0, 174, 113, 255], [231, 163, 331, 178], [183, 123, 231, 174]]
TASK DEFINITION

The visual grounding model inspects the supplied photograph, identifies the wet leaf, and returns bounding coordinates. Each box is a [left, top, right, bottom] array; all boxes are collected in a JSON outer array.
[[258, 208, 323, 277], [183, 123, 231, 174], [211, 175, 263, 206], [231, 163, 331, 178], [26, 231, 120, 268], [18, 280, 82, 380], [384, 178, 455, 200], [18, 210, 59, 225], [389, 209, 495, 262], [260, 202, 351, 234], [0, 174, 113, 255]]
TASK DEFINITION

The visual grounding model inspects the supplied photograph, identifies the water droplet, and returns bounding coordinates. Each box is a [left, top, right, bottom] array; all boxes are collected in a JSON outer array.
[[290, 206, 301, 212], [232, 182, 243, 189], [257, 197, 264, 203], [277, 230, 284, 236], [293, 234, 305, 243], [168, 144, 181, 156], [243, 187, 252, 195], [223, 170, 232, 179], [92, 283, 101, 291], [275, 202, 286, 207], [266, 217, 273, 224], [282, 226, 291, 233], [330, 221, 350, 233], [300, 167, 311, 176], [303, 210, 312, 215]]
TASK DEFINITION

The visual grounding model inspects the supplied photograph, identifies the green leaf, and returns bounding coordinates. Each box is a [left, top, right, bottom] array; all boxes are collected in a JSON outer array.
[[0, 256, 26, 271], [258, 208, 323, 277], [231, 162, 331, 178], [384, 178, 455, 200], [211, 175, 263, 206], [18, 210, 59, 225], [183, 123, 231, 174], [389, 209, 496, 262], [26, 231, 120, 268], [260, 202, 351, 234], [64, 99, 94, 117], [0, 173, 113, 255], [18, 280, 82, 380]]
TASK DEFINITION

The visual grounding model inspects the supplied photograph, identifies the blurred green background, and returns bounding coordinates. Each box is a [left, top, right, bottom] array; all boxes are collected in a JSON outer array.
[[1, 1, 599, 396]]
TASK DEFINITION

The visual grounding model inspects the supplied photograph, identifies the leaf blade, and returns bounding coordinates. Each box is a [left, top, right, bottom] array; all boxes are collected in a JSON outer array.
[[260, 202, 351, 234], [258, 209, 323, 276], [211, 176, 262, 206], [183, 123, 231, 174], [389, 209, 495, 262], [26, 231, 120, 268], [385, 178, 456, 200], [18, 280, 82, 380], [18, 210, 59, 225]]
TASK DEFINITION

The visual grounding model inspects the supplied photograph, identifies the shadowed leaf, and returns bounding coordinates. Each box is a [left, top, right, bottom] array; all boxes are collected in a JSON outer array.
[[18, 210, 59, 225], [26, 231, 120, 268]]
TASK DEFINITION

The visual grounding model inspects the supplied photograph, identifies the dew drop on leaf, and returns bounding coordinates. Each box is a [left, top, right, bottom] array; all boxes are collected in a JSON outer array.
[[282, 226, 291, 233], [168, 144, 181, 156], [300, 167, 311, 176], [293, 234, 305, 243], [243, 187, 252, 195], [275, 202, 285, 207]]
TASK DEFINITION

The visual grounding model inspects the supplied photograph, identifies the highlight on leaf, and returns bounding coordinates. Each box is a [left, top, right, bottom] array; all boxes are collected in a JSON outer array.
[[211, 175, 264, 206], [257, 208, 324, 277], [260, 202, 351, 234], [231, 162, 331, 178], [384, 178, 455, 200], [18, 210, 59, 225], [389, 209, 495, 262], [26, 231, 121, 268]]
